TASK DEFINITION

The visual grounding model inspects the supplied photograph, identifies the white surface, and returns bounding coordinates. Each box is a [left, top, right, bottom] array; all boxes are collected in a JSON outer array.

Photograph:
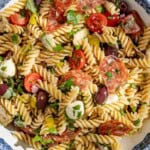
[[0, 0, 149, 150], [121, 1, 150, 150], [0, 0, 18, 12]]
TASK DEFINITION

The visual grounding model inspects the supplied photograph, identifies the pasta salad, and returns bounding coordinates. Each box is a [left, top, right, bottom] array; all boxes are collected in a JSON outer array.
[[0, 0, 150, 149]]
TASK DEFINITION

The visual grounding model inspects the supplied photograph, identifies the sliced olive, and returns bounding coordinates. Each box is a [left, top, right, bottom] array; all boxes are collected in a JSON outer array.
[[36, 90, 49, 110], [0, 84, 8, 96], [104, 44, 118, 57], [120, 1, 128, 14], [95, 86, 108, 104]]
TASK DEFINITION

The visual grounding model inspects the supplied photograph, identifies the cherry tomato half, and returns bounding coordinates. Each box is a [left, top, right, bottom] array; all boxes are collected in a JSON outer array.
[[104, 11, 120, 27], [69, 50, 86, 70], [9, 10, 29, 26], [24, 73, 42, 93], [86, 13, 107, 33], [98, 120, 132, 136]]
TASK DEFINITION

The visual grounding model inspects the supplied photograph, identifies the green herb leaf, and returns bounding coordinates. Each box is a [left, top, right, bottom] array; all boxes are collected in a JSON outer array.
[[26, 0, 37, 14], [53, 44, 63, 52], [120, 109, 125, 116], [131, 106, 137, 113], [14, 116, 24, 128], [130, 83, 137, 89], [49, 102, 59, 109], [108, 16, 113, 20], [96, 5, 105, 13], [73, 105, 80, 110], [75, 45, 81, 50], [115, 69, 120, 74], [134, 119, 140, 126], [20, 10, 26, 17], [11, 34, 20, 44], [32, 134, 54, 145], [0, 56, 4, 61], [115, 0, 121, 8], [47, 128, 57, 135], [105, 71, 113, 79], [69, 30, 76, 37], [77, 111, 82, 118], [1, 66, 7, 71], [67, 10, 82, 25], [60, 79, 74, 92]]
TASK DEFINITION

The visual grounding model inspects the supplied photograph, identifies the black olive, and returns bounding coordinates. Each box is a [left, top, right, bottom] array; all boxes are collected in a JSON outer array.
[[95, 86, 108, 104], [0, 84, 8, 96], [36, 90, 49, 110], [104, 44, 118, 57], [120, 1, 128, 14]]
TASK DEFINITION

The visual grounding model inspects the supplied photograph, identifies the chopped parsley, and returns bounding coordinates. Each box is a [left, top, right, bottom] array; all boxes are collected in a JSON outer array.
[[14, 115, 24, 128], [73, 105, 80, 110], [105, 71, 113, 79], [130, 83, 137, 89], [0, 56, 4, 61], [120, 109, 125, 116], [69, 30, 76, 37], [1, 66, 7, 71], [115, 0, 121, 8], [53, 44, 63, 52], [77, 111, 82, 118], [32, 134, 54, 145], [59, 79, 74, 92], [134, 119, 140, 126], [131, 106, 137, 113], [96, 5, 105, 13], [49, 101, 59, 109], [67, 10, 82, 25], [11, 34, 20, 44], [20, 10, 26, 17], [75, 45, 81, 50], [115, 69, 120, 74], [26, 0, 37, 14]]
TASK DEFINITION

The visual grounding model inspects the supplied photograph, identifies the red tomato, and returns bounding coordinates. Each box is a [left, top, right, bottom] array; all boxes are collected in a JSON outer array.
[[104, 11, 120, 27], [43, 128, 81, 144], [98, 120, 131, 136], [9, 10, 29, 26], [69, 50, 86, 70], [77, 0, 106, 12], [100, 56, 128, 94], [24, 73, 42, 93], [86, 13, 107, 33], [60, 70, 92, 90]]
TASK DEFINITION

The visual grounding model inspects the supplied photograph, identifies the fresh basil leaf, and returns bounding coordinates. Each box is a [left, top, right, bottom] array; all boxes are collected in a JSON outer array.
[[26, 0, 37, 14], [49, 102, 59, 109], [59, 79, 74, 92], [53, 44, 63, 52]]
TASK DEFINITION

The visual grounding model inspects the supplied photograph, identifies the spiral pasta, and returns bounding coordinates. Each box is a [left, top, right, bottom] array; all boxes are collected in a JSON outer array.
[[0, 1, 149, 149]]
